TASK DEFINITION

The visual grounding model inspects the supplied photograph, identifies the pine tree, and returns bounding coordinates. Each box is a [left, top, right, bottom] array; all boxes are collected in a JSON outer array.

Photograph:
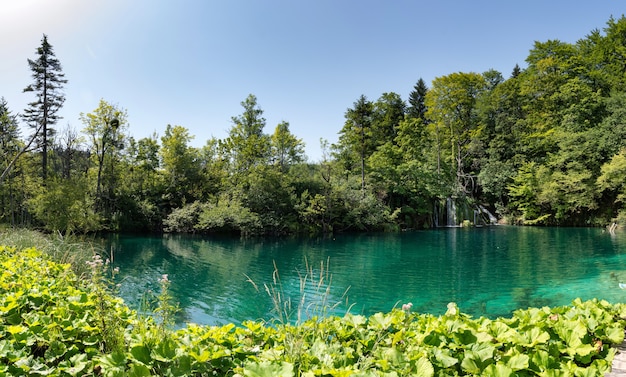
[[407, 78, 428, 120], [22, 34, 68, 181]]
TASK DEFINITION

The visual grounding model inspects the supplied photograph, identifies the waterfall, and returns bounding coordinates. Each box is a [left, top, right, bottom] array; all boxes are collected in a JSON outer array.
[[478, 205, 498, 225], [446, 197, 457, 227]]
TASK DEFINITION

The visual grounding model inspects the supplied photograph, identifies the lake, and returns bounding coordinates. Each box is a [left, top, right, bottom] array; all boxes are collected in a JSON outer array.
[[106, 226, 626, 326]]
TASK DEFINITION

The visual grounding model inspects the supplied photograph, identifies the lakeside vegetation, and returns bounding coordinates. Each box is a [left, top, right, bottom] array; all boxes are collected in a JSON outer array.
[[0, 234, 625, 376], [3, 17, 626, 235]]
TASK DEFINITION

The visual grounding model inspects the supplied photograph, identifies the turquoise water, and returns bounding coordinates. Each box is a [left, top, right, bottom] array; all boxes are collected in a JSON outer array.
[[106, 226, 626, 326]]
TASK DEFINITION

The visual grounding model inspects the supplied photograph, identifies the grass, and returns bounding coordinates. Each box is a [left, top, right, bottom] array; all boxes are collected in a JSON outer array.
[[246, 256, 351, 326], [0, 226, 103, 278]]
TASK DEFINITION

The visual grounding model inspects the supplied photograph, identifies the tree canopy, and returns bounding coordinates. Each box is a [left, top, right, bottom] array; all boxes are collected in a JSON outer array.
[[5, 17, 626, 234]]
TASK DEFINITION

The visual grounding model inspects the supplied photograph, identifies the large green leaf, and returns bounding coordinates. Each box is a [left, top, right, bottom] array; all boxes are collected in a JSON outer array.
[[482, 362, 514, 377], [413, 357, 434, 377], [431, 348, 458, 368], [130, 345, 152, 365], [153, 337, 177, 362], [603, 322, 625, 344], [506, 353, 529, 371], [488, 321, 518, 343], [244, 361, 294, 377], [128, 363, 152, 377]]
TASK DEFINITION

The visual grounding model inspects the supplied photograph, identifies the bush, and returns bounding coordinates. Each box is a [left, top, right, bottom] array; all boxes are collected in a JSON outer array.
[[163, 200, 208, 233]]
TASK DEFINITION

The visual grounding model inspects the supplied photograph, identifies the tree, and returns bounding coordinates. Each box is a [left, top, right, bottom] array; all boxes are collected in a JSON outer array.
[[407, 78, 428, 120], [519, 39, 578, 160], [597, 148, 626, 208], [22, 34, 68, 181], [426, 72, 488, 196], [596, 16, 626, 92], [124, 135, 162, 200], [27, 175, 99, 234], [80, 100, 127, 220], [270, 121, 305, 171], [160, 124, 203, 210], [337, 95, 374, 190], [476, 68, 524, 206], [0, 99, 23, 223], [224, 94, 271, 173], [371, 92, 406, 145], [52, 125, 87, 180], [0, 98, 21, 184]]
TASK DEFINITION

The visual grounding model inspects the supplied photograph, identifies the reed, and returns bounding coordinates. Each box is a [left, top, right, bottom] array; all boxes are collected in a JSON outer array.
[[247, 256, 350, 326]]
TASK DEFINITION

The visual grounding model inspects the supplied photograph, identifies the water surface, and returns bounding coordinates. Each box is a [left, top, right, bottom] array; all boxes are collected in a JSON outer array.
[[106, 227, 626, 326]]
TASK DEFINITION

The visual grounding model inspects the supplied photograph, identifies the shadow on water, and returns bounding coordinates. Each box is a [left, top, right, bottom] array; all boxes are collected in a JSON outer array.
[[105, 227, 626, 326]]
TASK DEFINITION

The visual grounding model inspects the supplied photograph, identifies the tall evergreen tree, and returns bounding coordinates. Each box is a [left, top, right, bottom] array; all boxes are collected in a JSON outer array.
[[22, 34, 67, 181], [407, 78, 428, 120]]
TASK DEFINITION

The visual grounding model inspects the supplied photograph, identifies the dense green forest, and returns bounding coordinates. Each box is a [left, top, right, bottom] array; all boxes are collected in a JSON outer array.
[[3, 17, 626, 235]]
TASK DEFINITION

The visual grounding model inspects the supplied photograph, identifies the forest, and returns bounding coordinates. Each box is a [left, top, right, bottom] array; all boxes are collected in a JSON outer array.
[[3, 16, 626, 235]]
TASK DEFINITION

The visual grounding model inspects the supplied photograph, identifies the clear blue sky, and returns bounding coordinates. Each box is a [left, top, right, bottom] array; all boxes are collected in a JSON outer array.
[[1, 1, 624, 161]]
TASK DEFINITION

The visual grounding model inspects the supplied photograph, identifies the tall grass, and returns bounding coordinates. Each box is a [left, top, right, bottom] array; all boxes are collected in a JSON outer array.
[[247, 257, 351, 326], [246, 257, 352, 370], [0, 227, 104, 278]]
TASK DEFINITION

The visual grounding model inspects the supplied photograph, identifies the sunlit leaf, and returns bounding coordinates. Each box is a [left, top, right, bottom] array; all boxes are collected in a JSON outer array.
[[506, 353, 529, 371], [431, 348, 458, 368], [130, 345, 151, 364], [604, 322, 625, 344], [413, 356, 434, 377], [128, 363, 152, 377], [244, 361, 294, 377], [482, 362, 514, 377]]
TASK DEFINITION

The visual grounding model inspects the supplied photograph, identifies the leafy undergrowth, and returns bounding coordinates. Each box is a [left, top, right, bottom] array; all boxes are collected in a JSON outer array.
[[0, 245, 625, 376]]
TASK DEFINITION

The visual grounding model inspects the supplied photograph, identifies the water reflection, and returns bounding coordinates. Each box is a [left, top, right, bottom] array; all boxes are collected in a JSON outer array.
[[106, 227, 626, 326]]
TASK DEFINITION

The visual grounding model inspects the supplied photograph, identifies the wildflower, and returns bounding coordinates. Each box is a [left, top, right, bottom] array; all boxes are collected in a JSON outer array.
[[159, 274, 169, 284], [113, 267, 120, 273], [402, 302, 413, 311], [86, 254, 104, 268]]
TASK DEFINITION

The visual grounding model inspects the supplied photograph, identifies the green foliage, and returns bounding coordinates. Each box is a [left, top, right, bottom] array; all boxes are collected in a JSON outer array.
[[0, 245, 133, 375], [164, 197, 263, 235], [22, 34, 68, 181], [271, 121, 306, 171], [80, 99, 128, 227], [163, 201, 208, 233], [224, 94, 272, 174], [196, 196, 262, 236], [161, 124, 205, 211], [0, 244, 625, 376], [27, 176, 101, 233], [9, 16, 626, 231], [426, 72, 488, 196]]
